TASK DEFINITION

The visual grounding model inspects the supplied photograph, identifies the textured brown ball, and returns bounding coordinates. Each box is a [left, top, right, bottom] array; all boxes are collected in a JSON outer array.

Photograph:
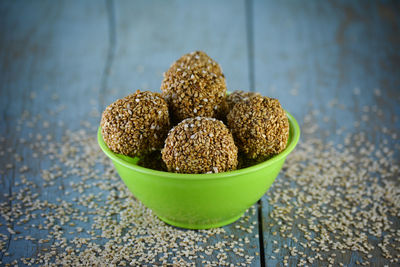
[[161, 51, 227, 122], [101, 90, 170, 157], [227, 95, 289, 159], [162, 117, 238, 174], [221, 90, 260, 120], [226, 90, 260, 111]]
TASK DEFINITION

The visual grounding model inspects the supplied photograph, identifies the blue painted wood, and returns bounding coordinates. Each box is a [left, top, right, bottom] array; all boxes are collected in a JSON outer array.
[[253, 0, 399, 134], [253, 0, 400, 266]]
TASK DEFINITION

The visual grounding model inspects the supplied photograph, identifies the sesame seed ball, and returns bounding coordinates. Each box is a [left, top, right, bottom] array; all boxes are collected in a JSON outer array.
[[162, 117, 238, 174], [227, 95, 289, 159], [220, 90, 261, 121], [226, 90, 260, 112], [161, 51, 227, 122], [101, 90, 170, 157]]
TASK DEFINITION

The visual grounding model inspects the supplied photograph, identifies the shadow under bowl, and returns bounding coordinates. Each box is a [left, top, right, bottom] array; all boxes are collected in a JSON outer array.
[[97, 111, 300, 229]]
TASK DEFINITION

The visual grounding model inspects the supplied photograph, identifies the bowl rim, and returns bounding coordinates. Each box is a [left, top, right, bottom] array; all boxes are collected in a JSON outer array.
[[97, 111, 300, 180]]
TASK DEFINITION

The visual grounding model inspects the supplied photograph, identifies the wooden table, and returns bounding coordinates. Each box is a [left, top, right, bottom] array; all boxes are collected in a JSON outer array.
[[1, 1, 399, 266]]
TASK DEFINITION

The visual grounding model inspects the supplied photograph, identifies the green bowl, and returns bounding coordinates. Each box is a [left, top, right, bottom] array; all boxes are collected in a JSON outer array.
[[97, 111, 300, 229]]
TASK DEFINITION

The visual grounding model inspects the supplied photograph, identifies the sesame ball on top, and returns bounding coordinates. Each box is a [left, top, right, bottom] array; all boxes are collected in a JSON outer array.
[[161, 51, 227, 122], [162, 117, 238, 174], [101, 90, 170, 157], [227, 95, 289, 159]]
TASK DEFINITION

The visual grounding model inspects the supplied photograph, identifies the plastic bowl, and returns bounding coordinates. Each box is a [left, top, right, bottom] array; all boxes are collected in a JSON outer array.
[[97, 111, 300, 229]]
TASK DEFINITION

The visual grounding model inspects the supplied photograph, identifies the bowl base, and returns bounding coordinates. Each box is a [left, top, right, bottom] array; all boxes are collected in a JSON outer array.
[[157, 213, 244, 230]]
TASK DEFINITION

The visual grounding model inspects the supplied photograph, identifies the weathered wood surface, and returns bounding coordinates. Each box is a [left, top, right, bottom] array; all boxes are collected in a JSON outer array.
[[0, 0, 399, 266]]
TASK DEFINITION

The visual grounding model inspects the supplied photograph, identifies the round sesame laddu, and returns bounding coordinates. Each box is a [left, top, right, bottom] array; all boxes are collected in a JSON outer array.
[[161, 51, 227, 122], [226, 90, 260, 112], [227, 95, 289, 159], [101, 90, 170, 157], [220, 90, 261, 120], [162, 117, 238, 174]]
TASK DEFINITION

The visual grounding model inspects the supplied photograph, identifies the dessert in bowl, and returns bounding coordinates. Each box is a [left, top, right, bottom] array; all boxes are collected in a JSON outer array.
[[97, 111, 299, 229]]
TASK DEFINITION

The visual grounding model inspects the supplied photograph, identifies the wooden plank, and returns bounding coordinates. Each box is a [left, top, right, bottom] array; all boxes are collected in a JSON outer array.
[[104, 1, 261, 265], [253, 0, 400, 266], [103, 0, 252, 107], [0, 0, 108, 264]]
